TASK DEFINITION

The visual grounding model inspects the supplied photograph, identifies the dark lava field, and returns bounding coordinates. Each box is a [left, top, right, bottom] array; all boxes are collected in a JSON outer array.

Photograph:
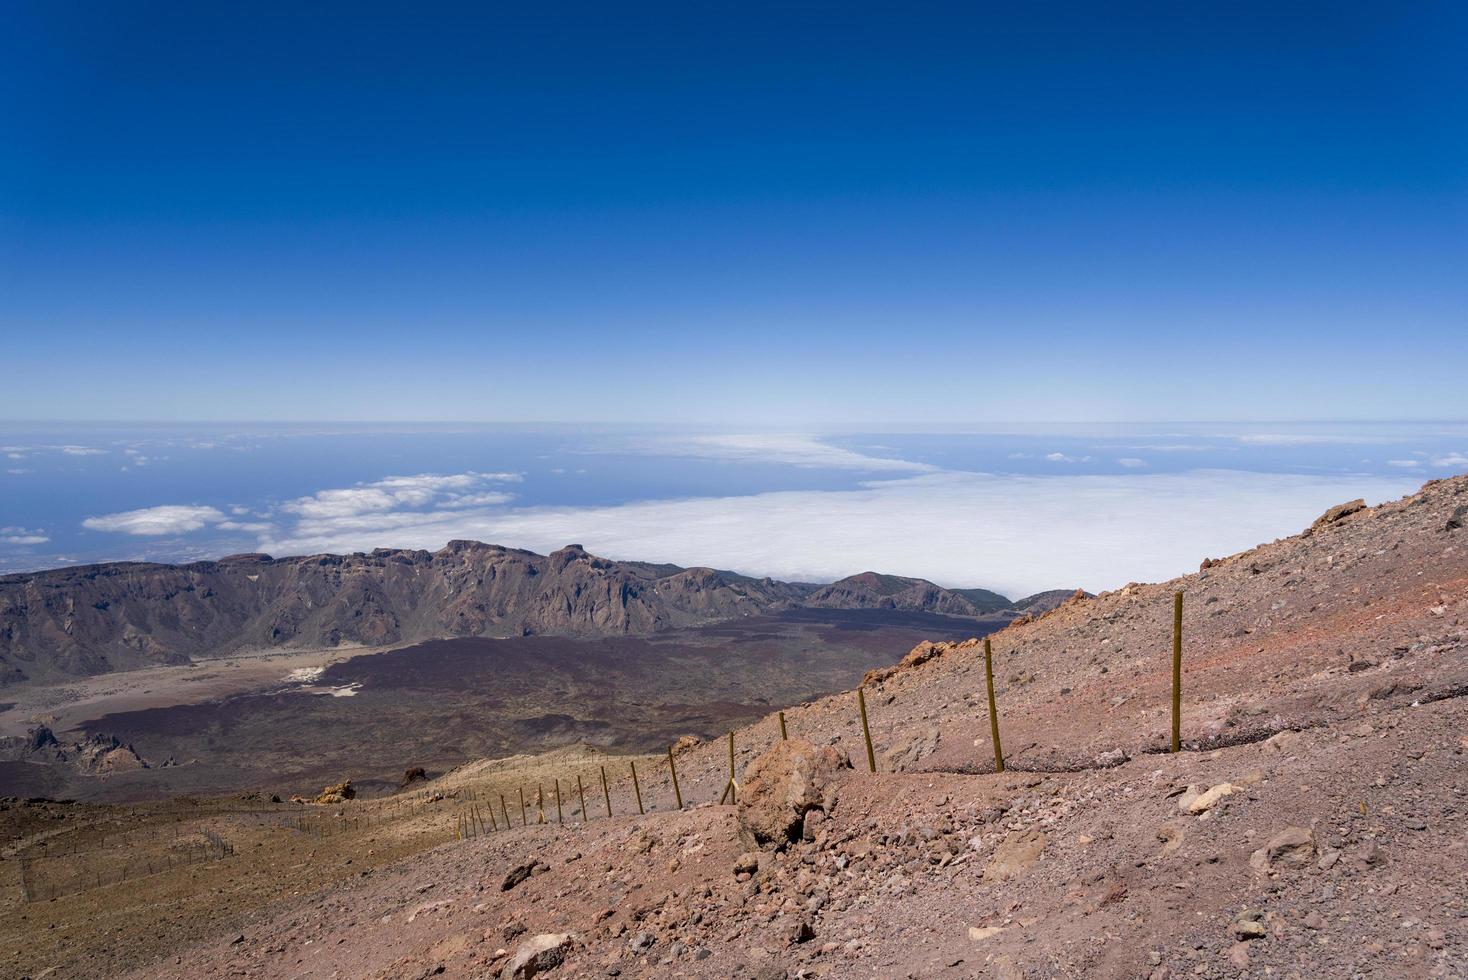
[[58, 609, 1005, 801]]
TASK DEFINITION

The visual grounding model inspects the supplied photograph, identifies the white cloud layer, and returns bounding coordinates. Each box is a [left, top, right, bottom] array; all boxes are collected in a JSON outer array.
[[625, 433, 937, 472], [82, 505, 227, 536], [257, 469, 1421, 597], [1235, 433, 1403, 446]]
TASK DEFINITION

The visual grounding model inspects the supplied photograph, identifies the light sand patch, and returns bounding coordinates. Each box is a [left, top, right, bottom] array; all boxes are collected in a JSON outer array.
[[0, 643, 406, 738]]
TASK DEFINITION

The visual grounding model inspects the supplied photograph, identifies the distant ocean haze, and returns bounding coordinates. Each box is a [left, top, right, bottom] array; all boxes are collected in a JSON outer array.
[[0, 421, 1458, 595]]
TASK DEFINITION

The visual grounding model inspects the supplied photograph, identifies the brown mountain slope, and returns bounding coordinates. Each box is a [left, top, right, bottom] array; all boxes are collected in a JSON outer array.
[[6, 475, 1464, 979], [0, 543, 814, 685]]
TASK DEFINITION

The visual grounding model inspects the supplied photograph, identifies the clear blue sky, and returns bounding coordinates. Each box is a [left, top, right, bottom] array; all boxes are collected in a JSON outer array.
[[2, 2, 1464, 423]]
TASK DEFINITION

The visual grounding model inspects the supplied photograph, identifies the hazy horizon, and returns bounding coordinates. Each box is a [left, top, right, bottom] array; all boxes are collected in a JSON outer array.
[[4, 420, 1455, 596]]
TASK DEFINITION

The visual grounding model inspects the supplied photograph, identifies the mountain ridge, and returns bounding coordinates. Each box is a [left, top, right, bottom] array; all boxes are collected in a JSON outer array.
[[0, 542, 1048, 686]]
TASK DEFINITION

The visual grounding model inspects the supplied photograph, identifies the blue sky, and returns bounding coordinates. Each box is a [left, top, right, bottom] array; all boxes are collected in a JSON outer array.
[[2, 2, 1464, 423]]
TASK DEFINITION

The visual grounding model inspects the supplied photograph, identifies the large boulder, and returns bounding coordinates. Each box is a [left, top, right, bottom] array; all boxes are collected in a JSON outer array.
[[502, 933, 575, 978], [1305, 498, 1366, 535], [983, 829, 1047, 882], [314, 780, 355, 804], [737, 738, 851, 847], [1249, 826, 1315, 872]]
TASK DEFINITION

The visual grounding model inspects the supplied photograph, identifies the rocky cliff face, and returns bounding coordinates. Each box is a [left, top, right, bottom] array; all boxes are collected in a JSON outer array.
[[0, 543, 815, 685]]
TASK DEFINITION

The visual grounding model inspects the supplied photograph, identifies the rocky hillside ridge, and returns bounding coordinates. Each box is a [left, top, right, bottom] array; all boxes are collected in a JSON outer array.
[[802, 571, 1014, 616], [0, 543, 812, 685], [1, 725, 157, 774], [0, 545, 1054, 687], [1009, 587, 1090, 615], [6, 475, 1465, 979]]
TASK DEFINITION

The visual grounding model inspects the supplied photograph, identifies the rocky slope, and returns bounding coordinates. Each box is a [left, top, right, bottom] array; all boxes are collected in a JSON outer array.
[[6, 474, 1464, 979]]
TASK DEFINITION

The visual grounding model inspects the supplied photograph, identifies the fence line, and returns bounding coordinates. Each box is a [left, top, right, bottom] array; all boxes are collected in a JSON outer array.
[[17, 594, 1191, 889]]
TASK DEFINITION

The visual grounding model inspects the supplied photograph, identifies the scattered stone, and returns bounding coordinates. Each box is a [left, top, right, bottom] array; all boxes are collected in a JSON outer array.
[[1250, 826, 1314, 872], [503, 933, 574, 979], [784, 920, 814, 945], [801, 808, 827, 842], [1307, 499, 1367, 534], [967, 925, 1003, 942], [502, 861, 537, 892], [1185, 783, 1237, 815], [983, 829, 1047, 882], [1231, 909, 1267, 940]]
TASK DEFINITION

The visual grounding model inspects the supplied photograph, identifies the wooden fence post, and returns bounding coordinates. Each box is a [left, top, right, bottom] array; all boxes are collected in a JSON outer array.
[[600, 765, 613, 817], [577, 775, 588, 822], [537, 785, 546, 825], [857, 688, 877, 773], [984, 637, 1005, 773], [500, 794, 511, 831], [554, 779, 564, 825], [667, 746, 683, 810], [719, 730, 740, 804], [518, 788, 528, 827], [1172, 590, 1184, 753], [630, 761, 645, 815], [778, 711, 788, 741]]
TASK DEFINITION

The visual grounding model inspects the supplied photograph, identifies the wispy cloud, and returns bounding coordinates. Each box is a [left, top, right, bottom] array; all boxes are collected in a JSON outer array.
[[1095, 444, 1216, 452], [624, 433, 937, 473], [0, 526, 49, 546], [1116, 458, 1147, 468], [56, 445, 109, 456], [1431, 452, 1468, 468], [1235, 433, 1405, 446], [282, 472, 520, 521], [1386, 459, 1422, 468], [82, 505, 228, 536], [256, 469, 1420, 596]]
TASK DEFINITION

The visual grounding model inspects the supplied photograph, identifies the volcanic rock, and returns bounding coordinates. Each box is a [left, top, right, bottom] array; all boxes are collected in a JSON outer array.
[[737, 739, 851, 847], [502, 933, 574, 978]]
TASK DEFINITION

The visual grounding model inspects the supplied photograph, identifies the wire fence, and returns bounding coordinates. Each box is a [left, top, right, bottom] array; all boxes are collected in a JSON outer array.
[[14, 593, 1192, 897]]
